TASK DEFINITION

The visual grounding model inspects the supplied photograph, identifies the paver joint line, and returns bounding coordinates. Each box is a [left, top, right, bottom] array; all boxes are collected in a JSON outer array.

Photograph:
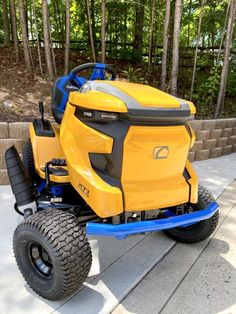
[[50, 232, 152, 314], [155, 186, 236, 314], [111, 180, 236, 314], [1, 153, 236, 314]]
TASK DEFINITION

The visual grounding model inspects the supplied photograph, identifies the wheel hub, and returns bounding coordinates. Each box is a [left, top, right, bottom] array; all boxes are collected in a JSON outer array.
[[29, 243, 53, 278]]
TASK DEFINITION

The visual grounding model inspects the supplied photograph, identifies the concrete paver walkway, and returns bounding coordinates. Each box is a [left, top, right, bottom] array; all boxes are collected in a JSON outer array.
[[0, 153, 236, 314], [113, 181, 236, 314]]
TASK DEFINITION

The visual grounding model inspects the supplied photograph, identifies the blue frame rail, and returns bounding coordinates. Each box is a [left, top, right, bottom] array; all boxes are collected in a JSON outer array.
[[86, 201, 219, 239]]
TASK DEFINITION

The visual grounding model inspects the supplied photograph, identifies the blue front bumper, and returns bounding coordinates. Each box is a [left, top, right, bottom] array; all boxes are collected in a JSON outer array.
[[86, 201, 219, 239]]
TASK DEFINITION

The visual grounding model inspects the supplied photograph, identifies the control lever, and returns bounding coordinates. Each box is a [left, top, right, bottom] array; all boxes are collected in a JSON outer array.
[[39, 101, 46, 128]]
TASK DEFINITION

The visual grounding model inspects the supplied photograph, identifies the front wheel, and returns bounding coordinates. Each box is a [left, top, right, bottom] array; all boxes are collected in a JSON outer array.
[[13, 209, 92, 300], [164, 185, 219, 243]]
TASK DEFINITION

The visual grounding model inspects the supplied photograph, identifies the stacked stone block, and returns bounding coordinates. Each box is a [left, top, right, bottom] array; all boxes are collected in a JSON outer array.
[[189, 118, 236, 161], [0, 122, 29, 184]]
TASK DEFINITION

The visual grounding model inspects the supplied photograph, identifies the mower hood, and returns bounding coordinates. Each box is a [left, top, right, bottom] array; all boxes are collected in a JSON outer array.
[[69, 81, 196, 123]]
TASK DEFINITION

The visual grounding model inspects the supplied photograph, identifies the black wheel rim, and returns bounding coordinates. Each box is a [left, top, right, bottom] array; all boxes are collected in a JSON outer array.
[[29, 242, 53, 278]]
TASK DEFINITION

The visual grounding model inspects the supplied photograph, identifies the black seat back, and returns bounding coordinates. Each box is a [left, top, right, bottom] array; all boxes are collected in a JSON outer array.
[[51, 76, 79, 124]]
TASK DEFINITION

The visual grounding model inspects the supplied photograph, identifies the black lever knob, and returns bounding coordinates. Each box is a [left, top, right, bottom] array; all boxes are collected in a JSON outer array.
[[39, 101, 45, 126]]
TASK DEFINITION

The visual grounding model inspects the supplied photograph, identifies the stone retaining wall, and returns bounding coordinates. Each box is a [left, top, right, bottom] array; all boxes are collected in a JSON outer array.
[[188, 118, 236, 162], [0, 122, 29, 184], [0, 119, 236, 184]]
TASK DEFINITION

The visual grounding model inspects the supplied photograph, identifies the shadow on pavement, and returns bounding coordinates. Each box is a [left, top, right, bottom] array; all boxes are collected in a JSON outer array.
[[114, 237, 236, 314]]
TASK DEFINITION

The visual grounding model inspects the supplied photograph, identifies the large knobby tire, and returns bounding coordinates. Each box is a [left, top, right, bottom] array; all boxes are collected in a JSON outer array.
[[13, 209, 92, 300], [22, 141, 35, 179], [164, 185, 219, 244]]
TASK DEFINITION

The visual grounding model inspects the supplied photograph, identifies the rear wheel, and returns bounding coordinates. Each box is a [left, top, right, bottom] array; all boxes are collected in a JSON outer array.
[[164, 185, 219, 243], [13, 209, 92, 300]]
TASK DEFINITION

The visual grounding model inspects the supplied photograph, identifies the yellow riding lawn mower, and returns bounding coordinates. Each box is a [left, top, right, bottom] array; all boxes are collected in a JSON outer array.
[[5, 63, 219, 301]]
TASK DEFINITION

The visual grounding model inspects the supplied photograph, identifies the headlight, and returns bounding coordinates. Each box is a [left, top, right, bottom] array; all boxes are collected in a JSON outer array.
[[75, 107, 119, 123]]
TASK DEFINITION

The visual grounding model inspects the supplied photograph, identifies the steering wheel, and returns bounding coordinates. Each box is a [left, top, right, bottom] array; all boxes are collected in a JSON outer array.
[[68, 63, 116, 88]]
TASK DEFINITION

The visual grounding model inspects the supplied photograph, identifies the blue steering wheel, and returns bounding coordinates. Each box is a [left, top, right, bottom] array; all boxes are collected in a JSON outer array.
[[68, 63, 116, 88]]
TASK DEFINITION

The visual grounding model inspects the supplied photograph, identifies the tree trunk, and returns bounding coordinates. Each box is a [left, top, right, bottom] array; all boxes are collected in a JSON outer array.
[[187, 0, 192, 49], [115, 16, 118, 59], [168, 0, 175, 65], [190, 0, 205, 100], [42, 0, 54, 80], [48, 8, 57, 77], [133, 0, 145, 61], [64, 0, 70, 74], [219, 1, 236, 116], [170, 0, 183, 96], [215, 0, 236, 118], [148, 0, 156, 70], [9, 1, 12, 42], [86, 0, 96, 62], [2, 0, 10, 47], [10, 0, 19, 61], [101, 0, 106, 63], [32, 0, 43, 75], [216, 0, 231, 65], [161, 0, 171, 91], [19, 0, 33, 72], [108, 7, 112, 54], [123, 2, 127, 51], [208, 1, 230, 107], [152, 19, 159, 66], [52, 0, 64, 48], [91, 0, 96, 49], [29, 0, 34, 45], [51, 0, 61, 47]]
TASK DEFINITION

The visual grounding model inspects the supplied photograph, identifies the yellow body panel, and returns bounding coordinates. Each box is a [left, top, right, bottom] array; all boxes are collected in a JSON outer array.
[[121, 125, 193, 211], [186, 160, 198, 203], [69, 90, 128, 112], [29, 79, 198, 217], [104, 81, 181, 108], [188, 125, 196, 148], [29, 124, 69, 183], [60, 103, 123, 218]]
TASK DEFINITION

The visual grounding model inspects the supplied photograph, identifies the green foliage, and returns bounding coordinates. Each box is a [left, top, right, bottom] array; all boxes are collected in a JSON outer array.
[[0, 4, 3, 42], [122, 67, 147, 84], [0, 0, 235, 118], [119, 49, 136, 61], [226, 59, 236, 97], [189, 66, 221, 117]]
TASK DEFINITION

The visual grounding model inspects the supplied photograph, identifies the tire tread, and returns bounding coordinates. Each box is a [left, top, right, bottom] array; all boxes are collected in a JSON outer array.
[[22, 141, 35, 178], [13, 209, 92, 300], [164, 185, 219, 244]]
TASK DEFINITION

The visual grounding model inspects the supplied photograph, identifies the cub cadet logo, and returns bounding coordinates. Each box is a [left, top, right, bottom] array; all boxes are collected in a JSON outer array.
[[78, 183, 90, 197], [153, 146, 169, 159], [65, 84, 78, 90]]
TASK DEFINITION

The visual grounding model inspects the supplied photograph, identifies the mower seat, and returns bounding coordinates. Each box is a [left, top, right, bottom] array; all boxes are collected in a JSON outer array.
[[51, 76, 79, 124]]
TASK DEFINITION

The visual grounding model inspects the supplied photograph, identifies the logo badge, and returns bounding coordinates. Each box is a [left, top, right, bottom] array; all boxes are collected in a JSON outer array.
[[78, 183, 90, 197], [153, 146, 169, 159]]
